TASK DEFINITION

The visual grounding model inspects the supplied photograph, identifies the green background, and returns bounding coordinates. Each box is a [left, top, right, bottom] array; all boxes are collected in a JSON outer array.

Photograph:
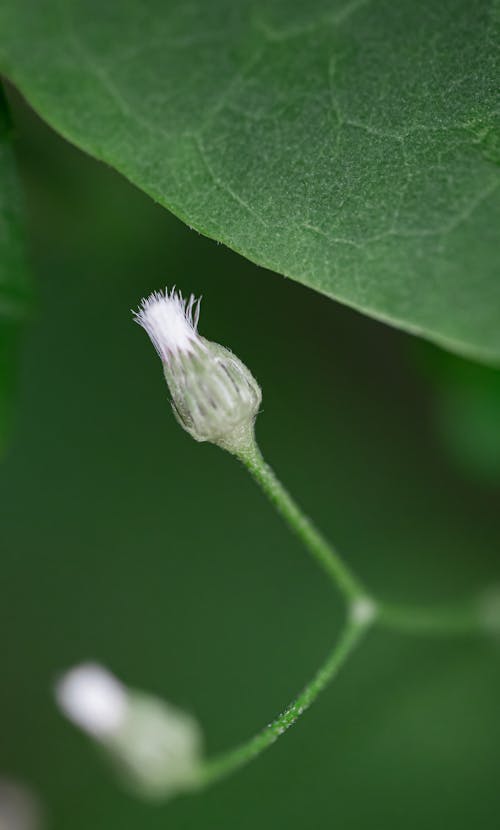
[[1, 91, 500, 829]]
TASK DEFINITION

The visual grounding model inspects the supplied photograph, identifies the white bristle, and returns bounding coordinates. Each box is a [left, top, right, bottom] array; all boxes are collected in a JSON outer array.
[[133, 288, 202, 360]]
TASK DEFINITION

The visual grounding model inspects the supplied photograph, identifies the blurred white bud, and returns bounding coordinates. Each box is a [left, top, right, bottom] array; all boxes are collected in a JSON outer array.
[[133, 289, 261, 455], [106, 692, 203, 798], [0, 779, 41, 830], [55, 663, 203, 800], [55, 663, 127, 738]]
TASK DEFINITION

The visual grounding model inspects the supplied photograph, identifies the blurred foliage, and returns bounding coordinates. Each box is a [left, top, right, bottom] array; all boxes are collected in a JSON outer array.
[[1, 91, 500, 830], [0, 84, 31, 454], [416, 343, 500, 484]]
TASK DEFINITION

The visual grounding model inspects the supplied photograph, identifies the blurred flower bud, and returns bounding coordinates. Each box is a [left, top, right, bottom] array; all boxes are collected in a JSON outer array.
[[55, 663, 203, 800], [133, 289, 261, 455], [55, 662, 127, 738], [0, 779, 41, 830]]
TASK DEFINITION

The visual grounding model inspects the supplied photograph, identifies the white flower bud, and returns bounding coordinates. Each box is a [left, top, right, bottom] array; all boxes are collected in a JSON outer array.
[[55, 663, 203, 800], [55, 663, 127, 738], [133, 289, 261, 455]]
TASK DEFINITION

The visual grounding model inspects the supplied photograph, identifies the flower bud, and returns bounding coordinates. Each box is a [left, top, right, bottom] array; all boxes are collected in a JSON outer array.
[[55, 663, 203, 800], [133, 289, 261, 455]]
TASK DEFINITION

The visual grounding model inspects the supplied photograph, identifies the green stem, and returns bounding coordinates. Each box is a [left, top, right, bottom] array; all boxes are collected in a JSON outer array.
[[199, 615, 369, 788], [378, 599, 484, 636], [193, 439, 491, 794], [239, 442, 366, 602]]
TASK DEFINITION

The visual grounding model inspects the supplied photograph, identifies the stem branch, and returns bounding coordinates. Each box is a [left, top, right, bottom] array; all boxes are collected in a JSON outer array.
[[239, 440, 492, 638], [378, 599, 485, 636]]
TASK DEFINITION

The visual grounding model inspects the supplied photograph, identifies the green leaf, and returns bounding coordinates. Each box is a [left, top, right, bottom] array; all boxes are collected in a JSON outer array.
[[1, 0, 498, 362], [0, 84, 31, 453]]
